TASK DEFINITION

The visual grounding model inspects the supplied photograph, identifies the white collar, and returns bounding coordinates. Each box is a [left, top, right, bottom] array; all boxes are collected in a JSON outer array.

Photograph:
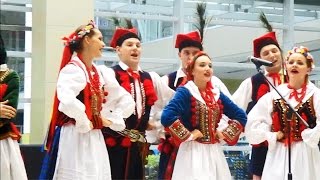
[[184, 81, 220, 104], [273, 82, 316, 105], [174, 67, 186, 87], [0, 64, 8, 71], [119, 61, 142, 72]]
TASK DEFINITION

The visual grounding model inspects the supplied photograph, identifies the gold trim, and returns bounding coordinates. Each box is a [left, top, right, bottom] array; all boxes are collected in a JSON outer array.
[[0, 69, 12, 82]]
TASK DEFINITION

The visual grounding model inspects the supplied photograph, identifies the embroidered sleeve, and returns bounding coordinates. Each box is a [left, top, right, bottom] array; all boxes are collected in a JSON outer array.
[[166, 119, 191, 145], [161, 87, 191, 145], [222, 120, 243, 145]]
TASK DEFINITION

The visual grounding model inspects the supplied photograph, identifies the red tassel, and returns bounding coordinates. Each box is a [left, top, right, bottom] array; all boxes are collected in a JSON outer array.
[[121, 137, 132, 147], [105, 137, 116, 147]]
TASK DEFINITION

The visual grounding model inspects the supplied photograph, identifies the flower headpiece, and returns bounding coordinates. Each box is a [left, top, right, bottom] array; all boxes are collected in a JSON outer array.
[[286, 46, 314, 69], [62, 20, 96, 46]]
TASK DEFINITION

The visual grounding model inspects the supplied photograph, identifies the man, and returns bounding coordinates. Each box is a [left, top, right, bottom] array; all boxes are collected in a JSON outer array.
[[158, 31, 232, 180], [102, 27, 174, 180], [233, 31, 284, 180]]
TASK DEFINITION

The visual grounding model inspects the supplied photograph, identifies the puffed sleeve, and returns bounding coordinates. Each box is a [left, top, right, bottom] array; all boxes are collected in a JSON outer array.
[[161, 87, 191, 145], [245, 92, 277, 150], [57, 64, 92, 133], [150, 72, 175, 111], [301, 89, 320, 148], [232, 78, 252, 110], [98, 65, 135, 131], [145, 74, 170, 143]]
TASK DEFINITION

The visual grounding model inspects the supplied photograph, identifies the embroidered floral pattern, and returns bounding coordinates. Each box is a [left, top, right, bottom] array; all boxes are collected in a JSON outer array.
[[62, 20, 96, 46]]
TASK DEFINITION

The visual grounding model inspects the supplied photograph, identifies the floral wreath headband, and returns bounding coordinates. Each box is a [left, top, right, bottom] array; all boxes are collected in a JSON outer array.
[[286, 46, 315, 69], [62, 20, 96, 46]]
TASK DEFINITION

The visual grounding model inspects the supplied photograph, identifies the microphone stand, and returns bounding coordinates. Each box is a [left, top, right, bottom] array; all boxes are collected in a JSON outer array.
[[254, 65, 309, 180]]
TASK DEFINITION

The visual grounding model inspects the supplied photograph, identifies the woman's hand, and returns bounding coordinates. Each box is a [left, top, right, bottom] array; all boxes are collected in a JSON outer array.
[[191, 129, 203, 140], [215, 131, 225, 140], [102, 117, 113, 127], [276, 131, 284, 140], [0, 100, 17, 119]]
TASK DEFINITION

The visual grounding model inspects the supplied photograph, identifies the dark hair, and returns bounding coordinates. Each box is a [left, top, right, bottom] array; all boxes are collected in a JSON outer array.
[[69, 26, 97, 53], [179, 40, 203, 52], [116, 32, 140, 47], [0, 34, 7, 65]]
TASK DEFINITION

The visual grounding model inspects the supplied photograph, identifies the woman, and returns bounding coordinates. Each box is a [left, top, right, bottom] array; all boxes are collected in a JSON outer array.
[[39, 21, 135, 179], [0, 35, 27, 180], [161, 51, 247, 180], [245, 46, 320, 180]]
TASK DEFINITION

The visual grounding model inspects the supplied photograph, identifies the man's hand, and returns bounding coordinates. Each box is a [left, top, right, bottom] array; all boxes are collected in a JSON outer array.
[[146, 121, 156, 130], [0, 100, 17, 119]]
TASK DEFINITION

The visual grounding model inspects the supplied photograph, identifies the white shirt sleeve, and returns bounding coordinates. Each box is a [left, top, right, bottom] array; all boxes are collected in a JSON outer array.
[[232, 78, 253, 111], [98, 65, 135, 131], [57, 63, 92, 133], [301, 89, 320, 148], [211, 76, 232, 98], [161, 75, 169, 87], [145, 72, 175, 143], [150, 71, 175, 111], [245, 92, 278, 150]]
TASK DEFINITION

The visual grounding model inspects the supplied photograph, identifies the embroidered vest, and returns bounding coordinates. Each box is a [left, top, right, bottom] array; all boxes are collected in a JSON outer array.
[[192, 98, 221, 144], [111, 65, 153, 132], [271, 96, 316, 143]]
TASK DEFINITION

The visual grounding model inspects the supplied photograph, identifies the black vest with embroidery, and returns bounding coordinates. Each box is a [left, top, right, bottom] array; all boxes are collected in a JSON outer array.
[[247, 73, 269, 113], [271, 96, 316, 142], [108, 65, 153, 135], [167, 71, 184, 91]]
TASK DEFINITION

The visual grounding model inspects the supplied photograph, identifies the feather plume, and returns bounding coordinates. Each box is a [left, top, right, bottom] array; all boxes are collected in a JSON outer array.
[[124, 18, 133, 29], [111, 17, 120, 27], [194, 1, 212, 42], [259, 12, 273, 32]]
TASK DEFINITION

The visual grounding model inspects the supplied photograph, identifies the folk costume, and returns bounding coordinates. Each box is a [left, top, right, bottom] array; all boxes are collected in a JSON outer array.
[[39, 22, 134, 180], [161, 81, 247, 180], [245, 82, 320, 180], [158, 31, 233, 180], [0, 35, 27, 180], [102, 27, 174, 180], [232, 31, 285, 176]]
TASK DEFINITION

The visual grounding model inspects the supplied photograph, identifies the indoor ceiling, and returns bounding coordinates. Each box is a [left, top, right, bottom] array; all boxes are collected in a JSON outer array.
[[95, 0, 320, 80]]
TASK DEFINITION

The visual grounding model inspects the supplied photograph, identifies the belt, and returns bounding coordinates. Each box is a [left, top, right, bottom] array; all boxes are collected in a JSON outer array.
[[116, 129, 146, 143]]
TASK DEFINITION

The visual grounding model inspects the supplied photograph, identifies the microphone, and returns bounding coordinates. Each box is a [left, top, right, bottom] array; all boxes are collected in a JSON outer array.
[[248, 56, 273, 67]]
